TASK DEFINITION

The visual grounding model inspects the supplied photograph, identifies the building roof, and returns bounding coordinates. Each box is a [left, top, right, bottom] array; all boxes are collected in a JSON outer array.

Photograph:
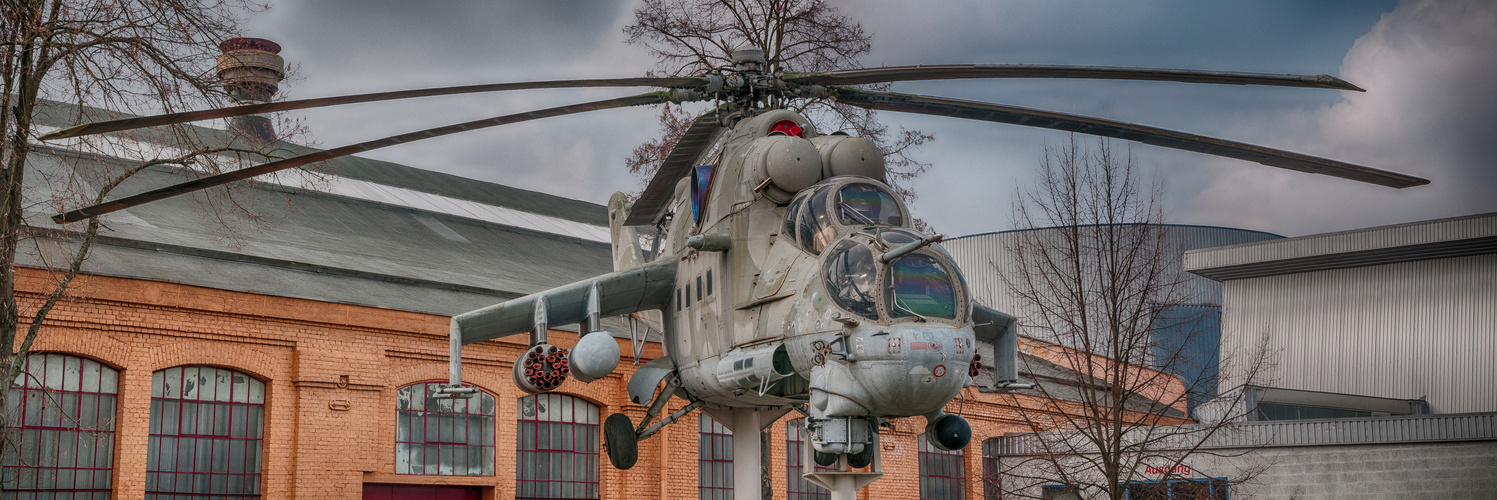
[[23, 101, 629, 326], [1184, 212, 1497, 281]]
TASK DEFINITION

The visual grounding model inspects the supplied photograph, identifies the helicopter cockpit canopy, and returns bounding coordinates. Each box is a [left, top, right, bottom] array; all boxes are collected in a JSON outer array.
[[783, 177, 909, 255], [821, 227, 968, 323]]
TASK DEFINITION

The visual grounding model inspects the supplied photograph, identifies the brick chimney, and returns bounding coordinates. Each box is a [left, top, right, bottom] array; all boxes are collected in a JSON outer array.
[[216, 38, 285, 145]]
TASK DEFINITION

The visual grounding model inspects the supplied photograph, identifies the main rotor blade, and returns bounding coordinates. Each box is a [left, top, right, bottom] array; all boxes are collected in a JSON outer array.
[[39, 77, 703, 140], [787, 65, 1363, 91], [832, 89, 1427, 188], [624, 113, 725, 226], [52, 92, 669, 224]]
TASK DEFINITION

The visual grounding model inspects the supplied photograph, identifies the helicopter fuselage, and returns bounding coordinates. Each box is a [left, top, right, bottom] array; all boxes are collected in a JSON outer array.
[[650, 110, 978, 427]]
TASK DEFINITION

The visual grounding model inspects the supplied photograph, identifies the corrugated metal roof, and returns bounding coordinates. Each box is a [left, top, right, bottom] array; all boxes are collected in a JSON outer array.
[[987, 411, 1497, 456], [1185, 212, 1497, 280], [20, 124, 623, 322]]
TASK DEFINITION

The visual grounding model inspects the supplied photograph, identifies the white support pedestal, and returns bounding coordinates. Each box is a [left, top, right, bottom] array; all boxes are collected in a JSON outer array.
[[703, 407, 791, 500], [803, 430, 884, 500]]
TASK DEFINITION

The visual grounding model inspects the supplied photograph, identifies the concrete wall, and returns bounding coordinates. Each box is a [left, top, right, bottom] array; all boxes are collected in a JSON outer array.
[[997, 440, 1497, 499]]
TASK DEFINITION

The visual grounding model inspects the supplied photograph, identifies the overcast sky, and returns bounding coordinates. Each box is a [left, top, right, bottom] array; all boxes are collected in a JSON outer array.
[[241, 0, 1495, 237]]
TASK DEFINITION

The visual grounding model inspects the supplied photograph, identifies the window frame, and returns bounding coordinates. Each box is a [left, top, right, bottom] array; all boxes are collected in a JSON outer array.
[[3, 353, 120, 498], [919, 435, 966, 500], [515, 393, 599, 500], [785, 419, 831, 500], [396, 381, 497, 477], [146, 365, 266, 499], [698, 415, 733, 500]]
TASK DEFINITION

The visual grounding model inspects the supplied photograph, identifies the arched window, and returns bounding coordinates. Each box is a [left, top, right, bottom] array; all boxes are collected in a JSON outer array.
[[698, 415, 732, 500], [147, 365, 265, 499], [396, 381, 496, 476], [785, 419, 830, 500], [516, 394, 598, 500], [2, 353, 119, 498], [919, 436, 966, 500]]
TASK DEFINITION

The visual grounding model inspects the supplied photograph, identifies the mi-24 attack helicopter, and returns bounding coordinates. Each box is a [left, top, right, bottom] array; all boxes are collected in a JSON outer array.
[[48, 44, 1427, 484]]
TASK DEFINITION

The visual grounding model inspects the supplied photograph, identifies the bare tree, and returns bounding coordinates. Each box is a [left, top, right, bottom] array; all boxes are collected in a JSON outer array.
[[1, 0, 302, 488], [623, 0, 933, 202], [993, 136, 1270, 500]]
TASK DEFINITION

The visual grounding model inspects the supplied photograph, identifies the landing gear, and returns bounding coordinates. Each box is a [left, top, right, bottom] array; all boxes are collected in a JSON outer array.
[[845, 446, 874, 468], [603, 413, 638, 469], [814, 450, 839, 467]]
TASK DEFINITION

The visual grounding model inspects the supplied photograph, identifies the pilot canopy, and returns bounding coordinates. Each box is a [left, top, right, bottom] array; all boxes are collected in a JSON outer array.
[[821, 226, 968, 324], [783, 178, 909, 255]]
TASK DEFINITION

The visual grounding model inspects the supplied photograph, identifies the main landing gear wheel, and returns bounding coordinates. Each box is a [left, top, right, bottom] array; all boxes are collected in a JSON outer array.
[[846, 446, 874, 468], [814, 450, 838, 467], [604, 413, 638, 469]]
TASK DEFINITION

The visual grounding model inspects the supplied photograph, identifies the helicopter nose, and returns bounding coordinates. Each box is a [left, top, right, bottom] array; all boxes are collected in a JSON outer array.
[[807, 324, 975, 419]]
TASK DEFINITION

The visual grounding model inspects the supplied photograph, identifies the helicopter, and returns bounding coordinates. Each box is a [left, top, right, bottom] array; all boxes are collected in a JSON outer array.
[[43, 44, 1427, 498]]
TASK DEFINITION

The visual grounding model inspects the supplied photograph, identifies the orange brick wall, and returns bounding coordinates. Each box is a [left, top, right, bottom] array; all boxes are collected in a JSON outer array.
[[11, 267, 1091, 499]]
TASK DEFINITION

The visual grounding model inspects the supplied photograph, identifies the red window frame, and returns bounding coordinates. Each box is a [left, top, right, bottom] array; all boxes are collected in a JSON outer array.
[[515, 393, 599, 500], [3, 353, 119, 497], [786, 419, 832, 500], [698, 415, 733, 500], [146, 365, 265, 499], [920, 436, 966, 500], [395, 381, 496, 476]]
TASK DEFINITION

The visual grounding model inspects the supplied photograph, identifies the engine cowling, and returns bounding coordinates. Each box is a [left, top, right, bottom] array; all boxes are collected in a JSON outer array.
[[513, 343, 570, 394]]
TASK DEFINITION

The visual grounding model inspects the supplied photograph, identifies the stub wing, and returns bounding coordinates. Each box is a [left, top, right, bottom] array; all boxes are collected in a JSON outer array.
[[451, 259, 677, 345], [971, 303, 1021, 390]]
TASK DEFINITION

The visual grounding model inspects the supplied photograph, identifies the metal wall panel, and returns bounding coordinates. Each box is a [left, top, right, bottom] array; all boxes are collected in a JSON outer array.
[[1186, 212, 1497, 271], [988, 411, 1497, 456], [1218, 254, 1497, 414], [946, 225, 1281, 316]]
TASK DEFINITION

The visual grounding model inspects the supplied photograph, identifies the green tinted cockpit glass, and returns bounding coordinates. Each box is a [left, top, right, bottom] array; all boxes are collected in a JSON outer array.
[[887, 253, 957, 320], [823, 241, 879, 319], [837, 183, 904, 226]]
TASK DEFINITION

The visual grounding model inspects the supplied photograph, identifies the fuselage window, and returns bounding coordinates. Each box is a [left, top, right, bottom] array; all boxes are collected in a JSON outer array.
[[697, 276, 703, 301], [823, 241, 879, 319], [676, 288, 682, 312], [706, 270, 714, 296], [685, 283, 691, 308], [887, 253, 958, 320], [837, 183, 904, 226]]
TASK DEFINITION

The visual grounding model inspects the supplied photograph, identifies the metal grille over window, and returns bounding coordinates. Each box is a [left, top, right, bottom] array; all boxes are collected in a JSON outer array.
[[698, 415, 733, 500], [1123, 478, 1228, 500], [516, 393, 598, 500], [920, 435, 965, 500], [397, 382, 496, 476], [785, 419, 830, 500], [146, 366, 265, 499], [2, 354, 118, 499]]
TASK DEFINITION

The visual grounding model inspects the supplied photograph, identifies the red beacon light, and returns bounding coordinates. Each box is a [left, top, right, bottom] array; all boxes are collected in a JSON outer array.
[[768, 120, 804, 138]]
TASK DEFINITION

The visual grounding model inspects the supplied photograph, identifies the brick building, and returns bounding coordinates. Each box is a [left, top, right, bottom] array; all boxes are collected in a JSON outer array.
[[10, 111, 1185, 500]]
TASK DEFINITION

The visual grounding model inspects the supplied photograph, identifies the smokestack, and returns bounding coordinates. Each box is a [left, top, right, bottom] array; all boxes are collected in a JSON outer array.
[[216, 38, 285, 145]]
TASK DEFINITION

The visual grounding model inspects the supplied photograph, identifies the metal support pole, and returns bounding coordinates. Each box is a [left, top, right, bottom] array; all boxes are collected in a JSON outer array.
[[731, 408, 765, 500], [448, 318, 463, 386], [830, 475, 857, 500]]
